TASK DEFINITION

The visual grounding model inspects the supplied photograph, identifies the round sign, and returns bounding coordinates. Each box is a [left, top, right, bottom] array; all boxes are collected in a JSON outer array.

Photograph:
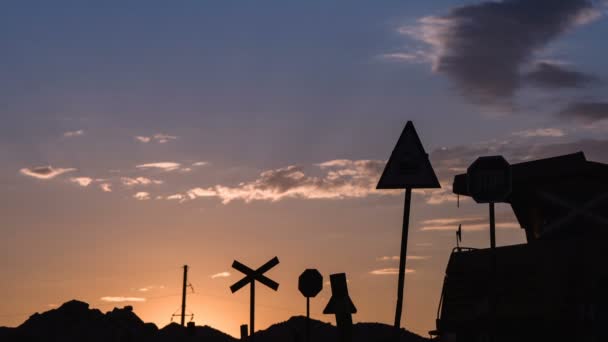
[[298, 269, 323, 298], [467, 156, 512, 203]]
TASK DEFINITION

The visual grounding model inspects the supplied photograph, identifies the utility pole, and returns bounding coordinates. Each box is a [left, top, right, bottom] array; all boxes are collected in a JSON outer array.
[[181, 265, 188, 326]]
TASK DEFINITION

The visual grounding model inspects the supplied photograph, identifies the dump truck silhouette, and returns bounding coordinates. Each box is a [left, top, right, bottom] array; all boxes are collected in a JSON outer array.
[[432, 152, 608, 342]]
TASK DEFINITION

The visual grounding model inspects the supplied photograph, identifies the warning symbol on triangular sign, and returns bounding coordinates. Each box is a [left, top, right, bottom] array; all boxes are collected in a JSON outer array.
[[376, 121, 441, 189]]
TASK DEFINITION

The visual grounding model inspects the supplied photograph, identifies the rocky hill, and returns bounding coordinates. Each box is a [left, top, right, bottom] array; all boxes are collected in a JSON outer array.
[[0, 300, 429, 342]]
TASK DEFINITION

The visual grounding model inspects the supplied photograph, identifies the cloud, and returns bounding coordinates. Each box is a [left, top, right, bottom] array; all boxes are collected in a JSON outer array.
[[136, 162, 181, 171], [558, 101, 608, 123], [70, 177, 93, 187], [121, 177, 163, 186], [99, 183, 112, 192], [512, 128, 566, 137], [181, 160, 389, 204], [100, 297, 146, 303], [211, 272, 231, 279], [377, 256, 429, 261], [20, 166, 76, 179], [377, 256, 400, 261], [417, 182, 461, 205], [419, 215, 520, 231], [63, 130, 84, 137], [428, 137, 608, 185], [380, 51, 430, 64], [133, 192, 150, 200], [192, 161, 208, 167], [370, 268, 415, 275], [399, 0, 598, 104], [524, 62, 599, 89], [137, 285, 165, 292], [166, 194, 187, 201], [135, 134, 178, 144]]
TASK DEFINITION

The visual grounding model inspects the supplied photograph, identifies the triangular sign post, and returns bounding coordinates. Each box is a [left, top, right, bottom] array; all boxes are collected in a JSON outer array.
[[376, 121, 440, 340], [377, 121, 440, 189]]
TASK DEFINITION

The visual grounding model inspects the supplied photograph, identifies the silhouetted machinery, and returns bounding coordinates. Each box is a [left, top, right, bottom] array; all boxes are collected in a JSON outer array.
[[432, 152, 608, 342]]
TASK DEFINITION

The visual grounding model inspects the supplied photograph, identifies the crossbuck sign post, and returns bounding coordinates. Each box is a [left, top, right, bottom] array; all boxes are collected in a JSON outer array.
[[230, 257, 280, 342]]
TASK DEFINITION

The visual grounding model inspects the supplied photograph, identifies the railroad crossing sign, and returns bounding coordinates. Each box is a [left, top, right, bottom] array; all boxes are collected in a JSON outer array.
[[230, 257, 280, 341], [299, 269, 323, 342], [323, 273, 356, 342], [376, 121, 440, 336], [467, 156, 512, 204], [537, 190, 608, 237]]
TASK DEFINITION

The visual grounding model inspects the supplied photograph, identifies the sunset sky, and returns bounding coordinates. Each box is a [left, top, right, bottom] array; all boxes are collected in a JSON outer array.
[[2, 0, 608, 338]]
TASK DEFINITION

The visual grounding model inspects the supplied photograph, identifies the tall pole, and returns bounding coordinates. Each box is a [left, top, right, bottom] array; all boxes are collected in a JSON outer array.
[[489, 202, 497, 341], [489, 203, 496, 248], [250, 281, 255, 342], [394, 188, 412, 333], [181, 265, 188, 327], [306, 297, 311, 342]]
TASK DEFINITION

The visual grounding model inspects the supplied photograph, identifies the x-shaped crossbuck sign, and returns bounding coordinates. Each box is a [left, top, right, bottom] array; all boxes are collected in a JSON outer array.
[[230, 256, 279, 341], [230, 256, 280, 293], [538, 190, 608, 236]]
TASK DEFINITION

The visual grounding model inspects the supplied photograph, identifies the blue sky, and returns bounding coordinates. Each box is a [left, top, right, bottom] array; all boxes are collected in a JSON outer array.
[[1, 0, 608, 337]]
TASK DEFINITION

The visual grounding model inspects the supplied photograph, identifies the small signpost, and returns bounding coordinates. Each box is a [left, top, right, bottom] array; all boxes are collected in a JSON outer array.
[[466, 155, 511, 342], [323, 273, 357, 342], [376, 121, 440, 338], [466, 155, 512, 248], [299, 269, 323, 342], [230, 257, 280, 342]]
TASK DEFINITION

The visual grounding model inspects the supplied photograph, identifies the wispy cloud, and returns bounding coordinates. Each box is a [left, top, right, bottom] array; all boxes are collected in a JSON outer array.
[[137, 285, 165, 292], [133, 192, 150, 200], [417, 182, 460, 205], [99, 183, 112, 192], [377, 256, 429, 261], [100, 296, 146, 303], [419, 215, 519, 231], [512, 128, 566, 137], [63, 129, 84, 137], [121, 177, 163, 186], [177, 160, 388, 204], [135, 134, 178, 144], [211, 272, 231, 279], [20, 166, 76, 180], [370, 268, 415, 275], [136, 162, 181, 171], [70, 177, 93, 187], [166, 194, 187, 202], [192, 161, 208, 167], [380, 51, 431, 64]]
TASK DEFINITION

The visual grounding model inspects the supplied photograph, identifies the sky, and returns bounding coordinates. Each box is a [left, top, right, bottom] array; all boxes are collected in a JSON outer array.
[[1, 0, 608, 338]]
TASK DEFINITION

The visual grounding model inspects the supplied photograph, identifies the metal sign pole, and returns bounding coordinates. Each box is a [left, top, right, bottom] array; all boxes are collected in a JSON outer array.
[[394, 187, 412, 331], [230, 257, 280, 342], [489, 202, 496, 249], [306, 297, 311, 342], [250, 281, 255, 341], [489, 202, 497, 342], [299, 269, 323, 342]]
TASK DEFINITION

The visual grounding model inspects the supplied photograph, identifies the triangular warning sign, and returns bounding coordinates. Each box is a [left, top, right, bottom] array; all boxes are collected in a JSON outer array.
[[376, 121, 441, 189], [323, 296, 357, 315]]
